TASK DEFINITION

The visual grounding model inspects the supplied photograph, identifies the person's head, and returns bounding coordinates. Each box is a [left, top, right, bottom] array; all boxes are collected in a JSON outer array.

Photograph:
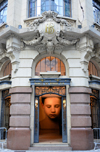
[[42, 97, 61, 119]]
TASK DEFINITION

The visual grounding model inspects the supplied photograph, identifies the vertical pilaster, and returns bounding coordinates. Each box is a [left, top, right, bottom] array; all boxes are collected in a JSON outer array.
[[69, 87, 94, 150], [7, 87, 32, 150]]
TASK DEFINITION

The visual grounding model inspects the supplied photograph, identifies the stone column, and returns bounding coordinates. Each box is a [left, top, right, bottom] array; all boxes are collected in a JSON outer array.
[[7, 87, 32, 150], [69, 87, 94, 150]]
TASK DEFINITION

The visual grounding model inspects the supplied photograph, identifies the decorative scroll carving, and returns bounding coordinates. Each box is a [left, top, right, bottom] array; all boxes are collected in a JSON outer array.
[[56, 37, 78, 45], [23, 32, 44, 46], [25, 11, 74, 31], [35, 86, 66, 96], [56, 31, 79, 45]]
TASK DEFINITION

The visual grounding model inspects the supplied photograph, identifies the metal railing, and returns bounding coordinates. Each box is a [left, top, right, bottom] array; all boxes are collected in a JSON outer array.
[[0, 127, 7, 149], [93, 128, 100, 150]]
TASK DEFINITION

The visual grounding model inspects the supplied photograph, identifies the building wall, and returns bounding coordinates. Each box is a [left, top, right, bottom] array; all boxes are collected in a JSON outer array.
[[0, 0, 100, 150]]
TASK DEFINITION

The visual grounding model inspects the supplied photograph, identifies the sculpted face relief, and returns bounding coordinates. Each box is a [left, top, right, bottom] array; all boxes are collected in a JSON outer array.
[[42, 97, 61, 119]]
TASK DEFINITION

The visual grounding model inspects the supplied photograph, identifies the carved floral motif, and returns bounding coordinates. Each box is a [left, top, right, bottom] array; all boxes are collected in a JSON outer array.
[[25, 11, 76, 31]]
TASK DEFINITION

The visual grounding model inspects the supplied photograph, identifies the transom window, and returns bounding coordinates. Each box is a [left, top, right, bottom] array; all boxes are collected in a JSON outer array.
[[93, 0, 100, 24], [29, 0, 71, 17], [0, 0, 8, 24], [35, 56, 66, 76]]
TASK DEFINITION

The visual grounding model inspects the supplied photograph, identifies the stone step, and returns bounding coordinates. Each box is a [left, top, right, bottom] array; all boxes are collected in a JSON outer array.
[[29, 144, 72, 151]]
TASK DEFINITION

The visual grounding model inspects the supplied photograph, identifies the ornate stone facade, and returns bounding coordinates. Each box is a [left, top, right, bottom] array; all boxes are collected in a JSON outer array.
[[0, 0, 100, 151]]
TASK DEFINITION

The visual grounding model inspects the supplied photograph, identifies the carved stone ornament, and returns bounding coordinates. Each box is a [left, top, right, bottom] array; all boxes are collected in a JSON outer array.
[[77, 35, 94, 73], [6, 35, 21, 73], [23, 11, 79, 54], [27, 11, 73, 31], [23, 31, 44, 46], [56, 31, 79, 46]]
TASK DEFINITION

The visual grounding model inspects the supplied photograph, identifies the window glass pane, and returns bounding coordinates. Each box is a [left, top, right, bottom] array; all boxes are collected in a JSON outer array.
[[3, 62, 12, 77], [35, 56, 66, 76], [46, 57, 50, 71], [41, 58, 45, 72], [61, 61, 65, 75], [51, 56, 56, 71], [29, 0, 37, 17], [88, 61, 98, 77], [29, 0, 71, 17], [0, 0, 8, 24], [63, 0, 71, 17], [56, 58, 60, 72], [35, 60, 41, 76]]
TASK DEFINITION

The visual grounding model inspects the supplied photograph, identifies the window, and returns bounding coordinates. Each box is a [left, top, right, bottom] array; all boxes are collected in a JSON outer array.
[[3, 61, 12, 76], [29, 0, 71, 17], [35, 56, 66, 76], [93, 0, 100, 24], [88, 61, 98, 77]]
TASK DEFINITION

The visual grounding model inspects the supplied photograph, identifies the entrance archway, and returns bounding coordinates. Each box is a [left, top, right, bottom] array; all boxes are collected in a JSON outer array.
[[34, 86, 67, 143]]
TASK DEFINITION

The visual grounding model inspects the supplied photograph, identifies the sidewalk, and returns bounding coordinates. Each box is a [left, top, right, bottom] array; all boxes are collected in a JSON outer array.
[[0, 149, 100, 152]]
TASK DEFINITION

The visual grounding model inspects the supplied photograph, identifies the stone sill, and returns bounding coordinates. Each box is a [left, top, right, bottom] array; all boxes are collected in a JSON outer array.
[[0, 74, 11, 81], [89, 74, 100, 81], [24, 15, 76, 22], [40, 71, 61, 78], [93, 22, 100, 32], [94, 22, 100, 27], [0, 22, 7, 28]]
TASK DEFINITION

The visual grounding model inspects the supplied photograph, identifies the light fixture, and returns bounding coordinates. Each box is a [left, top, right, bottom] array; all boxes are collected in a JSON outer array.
[[63, 99, 66, 107], [35, 98, 38, 107]]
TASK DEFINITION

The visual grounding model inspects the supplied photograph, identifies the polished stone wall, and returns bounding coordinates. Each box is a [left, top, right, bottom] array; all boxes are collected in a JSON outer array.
[[69, 87, 94, 150]]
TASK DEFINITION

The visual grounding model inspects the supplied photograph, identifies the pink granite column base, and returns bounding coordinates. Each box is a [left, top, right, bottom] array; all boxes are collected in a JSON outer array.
[[7, 128, 30, 150], [71, 128, 94, 150]]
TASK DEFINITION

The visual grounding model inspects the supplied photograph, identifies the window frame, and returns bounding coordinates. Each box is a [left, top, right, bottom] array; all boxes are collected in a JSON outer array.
[[28, 0, 71, 18], [35, 56, 66, 76]]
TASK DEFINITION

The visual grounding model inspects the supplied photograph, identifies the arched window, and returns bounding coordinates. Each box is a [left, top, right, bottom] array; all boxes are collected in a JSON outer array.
[[35, 56, 66, 76], [29, 0, 71, 17], [3, 61, 12, 77], [88, 61, 98, 77]]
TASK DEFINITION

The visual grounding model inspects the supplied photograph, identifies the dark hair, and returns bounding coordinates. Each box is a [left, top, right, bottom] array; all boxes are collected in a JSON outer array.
[[42, 97, 46, 104]]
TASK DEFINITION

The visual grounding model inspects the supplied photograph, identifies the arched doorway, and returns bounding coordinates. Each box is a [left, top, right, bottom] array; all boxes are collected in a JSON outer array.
[[34, 86, 67, 143], [30, 55, 70, 144]]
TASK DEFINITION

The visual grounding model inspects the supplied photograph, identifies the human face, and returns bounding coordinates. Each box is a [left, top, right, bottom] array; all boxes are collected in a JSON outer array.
[[43, 97, 61, 119]]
